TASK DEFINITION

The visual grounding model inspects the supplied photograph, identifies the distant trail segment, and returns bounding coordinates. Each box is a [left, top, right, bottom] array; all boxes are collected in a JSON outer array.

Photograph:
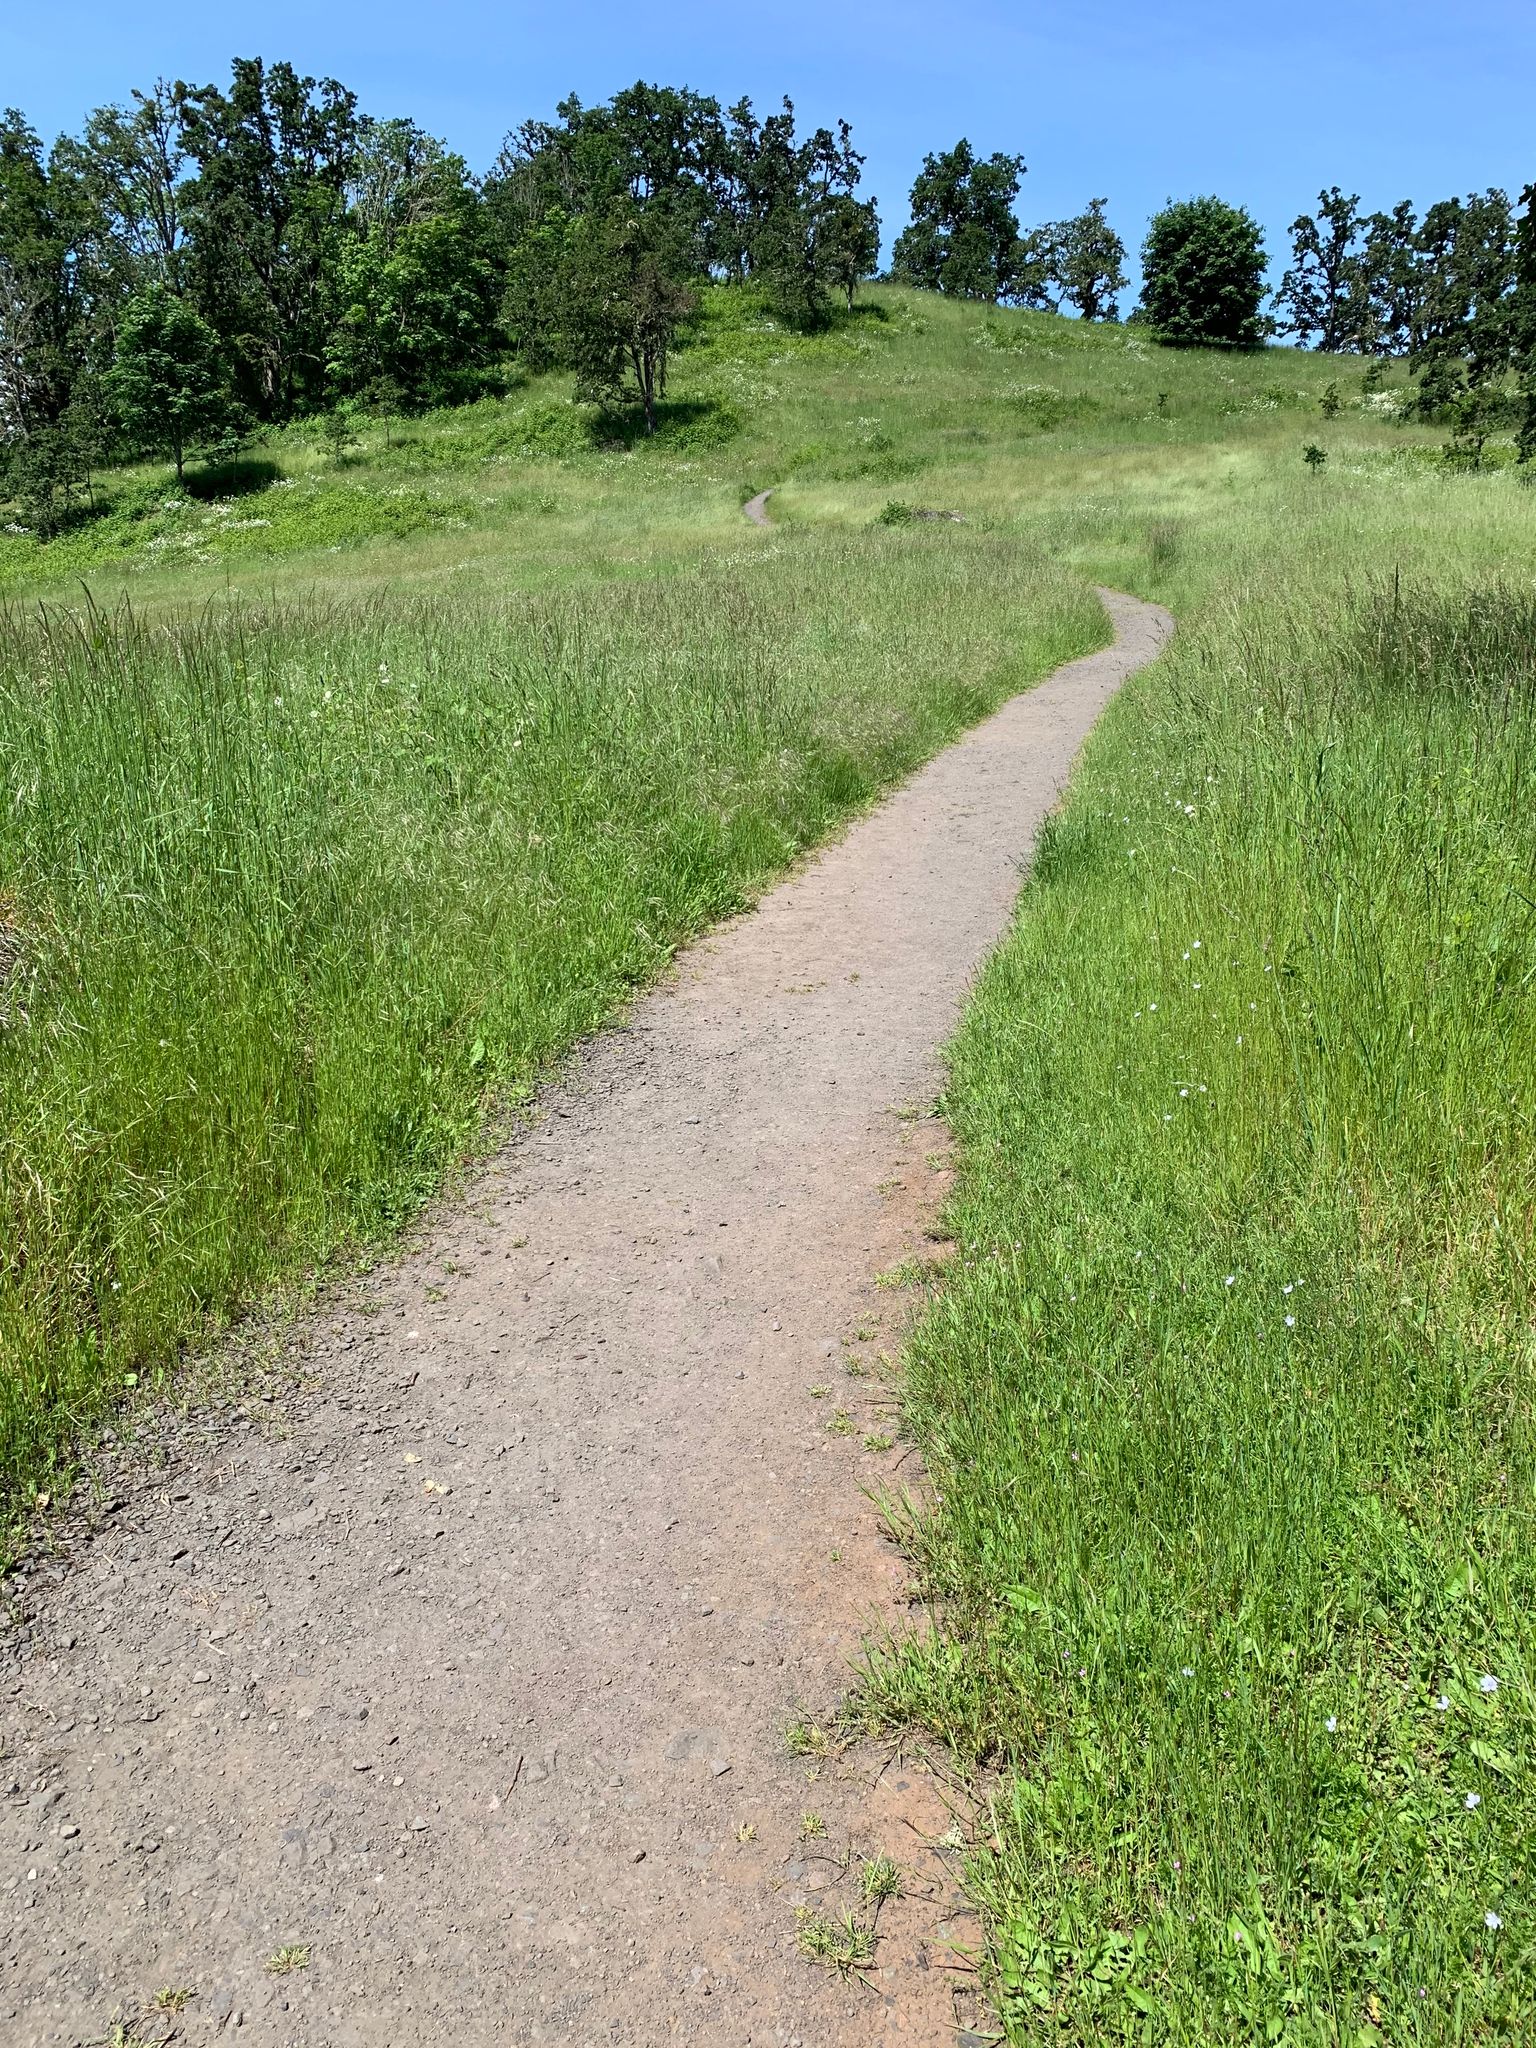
[[743, 486, 774, 525], [2, 586, 1172, 2045]]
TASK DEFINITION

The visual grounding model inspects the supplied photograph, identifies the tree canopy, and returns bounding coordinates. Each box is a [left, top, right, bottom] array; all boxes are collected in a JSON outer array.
[[891, 140, 1028, 302], [1139, 196, 1268, 349]]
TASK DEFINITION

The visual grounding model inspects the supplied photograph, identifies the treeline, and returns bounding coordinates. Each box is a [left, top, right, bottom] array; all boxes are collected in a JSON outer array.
[[1276, 186, 1536, 458], [890, 151, 1536, 461], [5, 58, 1536, 532], [891, 143, 1132, 320], [0, 62, 878, 529]]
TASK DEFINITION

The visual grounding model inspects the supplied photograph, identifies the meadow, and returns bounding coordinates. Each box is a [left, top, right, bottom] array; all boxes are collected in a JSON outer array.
[[4, 282, 1534, 2039]]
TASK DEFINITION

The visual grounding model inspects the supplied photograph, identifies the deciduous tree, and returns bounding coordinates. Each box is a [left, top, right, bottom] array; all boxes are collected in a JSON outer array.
[[1139, 196, 1268, 349], [1356, 201, 1421, 358], [1410, 189, 1518, 463], [1275, 188, 1368, 351], [819, 192, 880, 311], [104, 281, 228, 479], [330, 122, 501, 410], [0, 111, 82, 441], [891, 140, 1028, 302], [505, 201, 694, 432], [1515, 184, 1536, 466], [1044, 198, 1127, 321], [177, 58, 359, 420]]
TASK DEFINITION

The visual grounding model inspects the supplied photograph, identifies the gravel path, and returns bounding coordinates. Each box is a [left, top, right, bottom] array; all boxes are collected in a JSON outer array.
[[1, 584, 1171, 2046]]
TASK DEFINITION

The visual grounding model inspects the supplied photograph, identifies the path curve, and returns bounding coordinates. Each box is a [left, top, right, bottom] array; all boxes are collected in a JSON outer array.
[[2, 586, 1171, 2046], [743, 487, 774, 526]]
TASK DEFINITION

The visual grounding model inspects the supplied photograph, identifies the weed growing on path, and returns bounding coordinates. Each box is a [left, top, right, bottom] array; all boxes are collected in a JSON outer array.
[[795, 1906, 876, 1977]]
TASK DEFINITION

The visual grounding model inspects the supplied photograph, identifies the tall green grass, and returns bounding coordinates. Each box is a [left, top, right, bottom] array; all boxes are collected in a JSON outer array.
[[866, 571, 1536, 2041], [0, 534, 1099, 1519]]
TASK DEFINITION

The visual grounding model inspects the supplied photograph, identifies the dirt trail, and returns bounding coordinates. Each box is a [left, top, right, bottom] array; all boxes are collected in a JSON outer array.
[[2, 585, 1171, 2047]]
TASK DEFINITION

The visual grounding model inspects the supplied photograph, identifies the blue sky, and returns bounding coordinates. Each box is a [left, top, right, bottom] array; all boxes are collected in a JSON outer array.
[[7, 1, 1533, 290]]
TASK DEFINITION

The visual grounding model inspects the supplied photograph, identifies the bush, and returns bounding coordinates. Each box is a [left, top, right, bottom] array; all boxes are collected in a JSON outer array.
[[1010, 386, 1102, 431], [1140, 196, 1268, 350]]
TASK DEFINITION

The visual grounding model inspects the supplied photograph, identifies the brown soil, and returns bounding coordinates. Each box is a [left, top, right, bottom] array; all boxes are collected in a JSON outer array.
[[1, 586, 1171, 2047]]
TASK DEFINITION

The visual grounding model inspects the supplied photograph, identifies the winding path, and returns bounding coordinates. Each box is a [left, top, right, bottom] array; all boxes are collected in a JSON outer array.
[[1, 569, 1171, 2045]]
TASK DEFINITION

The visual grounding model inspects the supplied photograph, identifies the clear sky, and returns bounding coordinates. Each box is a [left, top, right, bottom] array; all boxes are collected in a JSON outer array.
[[6, 1, 1533, 289]]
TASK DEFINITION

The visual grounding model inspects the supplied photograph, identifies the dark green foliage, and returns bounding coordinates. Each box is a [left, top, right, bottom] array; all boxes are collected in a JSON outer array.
[[1037, 198, 1127, 321], [0, 111, 95, 532], [330, 212, 500, 411], [9, 55, 1530, 496], [1357, 201, 1422, 357], [3, 418, 92, 537], [819, 193, 881, 313], [1139, 196, 1268, 350], [3, 63, 878, 484], [891, 140, 1029, 303], [485, 84, 726, 274], [1410, 191, 1519, 466], [1517, 185, 1536, 467], [1275, 188, 1370, 351], [104, 283, 228, 479], [50, 83, 188, 307], [0, 112, 84, 438], [504, 201, 695, 432], [328, 122, 501, 411], [487, 86, 873, 339], [176, 59, 360, 420]]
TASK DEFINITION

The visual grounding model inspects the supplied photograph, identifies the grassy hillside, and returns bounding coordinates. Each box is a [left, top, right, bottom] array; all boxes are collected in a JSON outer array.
[[4, 282, 1535, 2038], [1, 283, 1372, 602]]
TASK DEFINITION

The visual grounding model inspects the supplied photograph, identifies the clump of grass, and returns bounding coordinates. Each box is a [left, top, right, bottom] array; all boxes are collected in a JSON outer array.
[[784, 1717, 834, 1760], [859, 1853, 902, 1905], [795, 1906, 875, 1976], [266, 1944, 310, 1975]]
